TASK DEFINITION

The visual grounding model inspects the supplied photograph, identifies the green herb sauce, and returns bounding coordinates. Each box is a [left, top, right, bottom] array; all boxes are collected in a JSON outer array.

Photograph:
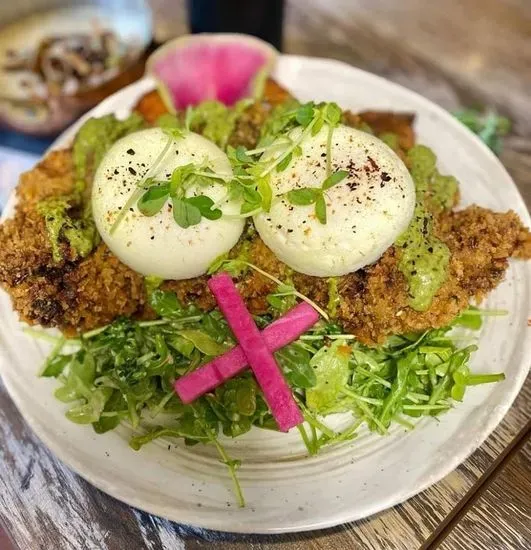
[[327, 277, 340, 318], [73, 113, 144, 185], [397, 145, 457, 311], [188, 100, 251, 149], [37, 197, 99, 262], [379, 132, 400, 153], [144, 275, 164, 297], [39, 114, 143, 262]]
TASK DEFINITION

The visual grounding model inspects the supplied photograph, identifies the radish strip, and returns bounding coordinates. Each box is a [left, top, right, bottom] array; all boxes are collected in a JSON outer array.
[[206, 273, 303, 432], [175, 303, 319, 403]]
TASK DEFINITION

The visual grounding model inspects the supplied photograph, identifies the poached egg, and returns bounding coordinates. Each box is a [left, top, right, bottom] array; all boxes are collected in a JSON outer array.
[[253, 125, 416, 277], [92, 127, 244, 280]]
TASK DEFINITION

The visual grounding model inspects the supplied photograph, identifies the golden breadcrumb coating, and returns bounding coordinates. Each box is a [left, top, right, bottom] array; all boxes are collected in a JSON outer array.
[[1, 84, 529, 343]]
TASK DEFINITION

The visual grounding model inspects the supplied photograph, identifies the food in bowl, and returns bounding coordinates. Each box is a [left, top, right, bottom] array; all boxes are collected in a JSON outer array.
[[0, 2, 151, 134]]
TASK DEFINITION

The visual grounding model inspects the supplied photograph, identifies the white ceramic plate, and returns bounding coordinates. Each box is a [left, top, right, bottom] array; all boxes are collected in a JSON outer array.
[[1, 55, 530, 534]]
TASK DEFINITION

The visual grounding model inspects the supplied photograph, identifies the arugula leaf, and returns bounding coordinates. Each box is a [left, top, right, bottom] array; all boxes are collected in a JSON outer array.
[[266, 282, 297, 314], [379, 353, 415, 428], [276, 343, 316, 389], [177, 329, 229, 356], [201, 311, 231, 343], [216, 378, 257, 418], [92, 394, 127, 433], [66, 387, 113, 424], [453, 307, 483, 330], [39, 336, 67, 377], [149, 289, 183, 317], [168, 335, 195, 358], [54, 351, 95, 403], [130, 424, 210, 450], [41, 354, 70, 378]]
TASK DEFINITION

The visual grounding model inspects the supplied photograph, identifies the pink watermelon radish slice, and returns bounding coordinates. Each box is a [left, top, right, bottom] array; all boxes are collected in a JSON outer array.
[[207, 273, 303, 432], [146, 33, 277, 111], [174, 302, 319, 403]]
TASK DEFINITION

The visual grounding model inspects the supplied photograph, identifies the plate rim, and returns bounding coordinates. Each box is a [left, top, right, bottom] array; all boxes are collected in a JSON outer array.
[[0, 53, 530, 534]]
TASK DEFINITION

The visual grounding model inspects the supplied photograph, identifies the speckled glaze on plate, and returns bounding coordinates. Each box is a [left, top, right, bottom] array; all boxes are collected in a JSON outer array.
[[0, 55, 530, 534]]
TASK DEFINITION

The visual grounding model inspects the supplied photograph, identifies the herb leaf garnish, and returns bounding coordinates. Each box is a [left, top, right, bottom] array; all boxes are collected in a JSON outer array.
[[322, 169, 348, 190], [135, 160, 228, 229], [172, 197, 202, 228], [186, 196, 222, 220], [287, 188, 320, 206], [285, 169, 348, 224], [315, 194, 327, 224], [137, 183, 170, 216], [295, 102, 315, 126]]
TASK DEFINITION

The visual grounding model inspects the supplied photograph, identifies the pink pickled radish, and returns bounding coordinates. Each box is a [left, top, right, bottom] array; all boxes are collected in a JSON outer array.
[[175, 302, 319, 403], [207, 273, 303, 432]]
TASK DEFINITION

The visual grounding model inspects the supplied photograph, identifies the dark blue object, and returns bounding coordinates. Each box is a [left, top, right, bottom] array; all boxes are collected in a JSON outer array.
[[0, 129, 56, 155], [187, 0, 285, 50]]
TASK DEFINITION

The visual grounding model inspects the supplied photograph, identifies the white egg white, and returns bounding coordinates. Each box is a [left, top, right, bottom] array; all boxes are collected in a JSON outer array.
[[92, 127, 244, 280], [253, 125, 416, 277]]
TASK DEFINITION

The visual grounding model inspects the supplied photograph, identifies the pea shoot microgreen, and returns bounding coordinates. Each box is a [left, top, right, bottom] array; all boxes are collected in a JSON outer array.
[[118, 101, 348, 231], [134, 160, 226, 228], [223, 100, 347, 224], [287, 169, 348, 224]]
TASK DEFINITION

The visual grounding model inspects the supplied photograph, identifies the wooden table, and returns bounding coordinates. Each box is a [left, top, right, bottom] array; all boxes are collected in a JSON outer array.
[[1, 0, 530, 548]]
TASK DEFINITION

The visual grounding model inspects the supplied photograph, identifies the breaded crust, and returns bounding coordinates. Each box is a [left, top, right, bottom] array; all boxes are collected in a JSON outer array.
[[166, 207, 530, 345], [1, 85, 529, 342]]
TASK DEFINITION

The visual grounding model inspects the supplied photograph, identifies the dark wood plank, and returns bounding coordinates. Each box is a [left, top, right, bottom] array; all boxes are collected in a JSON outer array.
[[439, 436, 531, 550], [0, 382, 149, 550]]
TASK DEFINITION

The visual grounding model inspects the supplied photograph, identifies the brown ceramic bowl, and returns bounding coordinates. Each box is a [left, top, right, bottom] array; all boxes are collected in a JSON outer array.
[[0, 0, 153, 136]]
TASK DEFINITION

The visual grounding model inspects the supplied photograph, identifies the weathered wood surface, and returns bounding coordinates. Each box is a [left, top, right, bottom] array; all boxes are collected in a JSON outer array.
[[438, 432, 531, 550], [1, 0, 531, 548]]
